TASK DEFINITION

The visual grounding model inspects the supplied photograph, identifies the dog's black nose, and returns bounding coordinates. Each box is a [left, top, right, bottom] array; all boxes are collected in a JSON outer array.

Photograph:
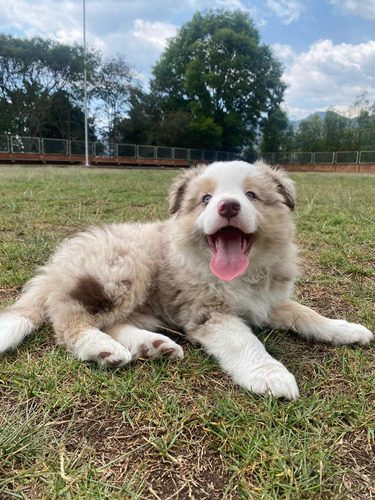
[[218, 199, 241, 218]]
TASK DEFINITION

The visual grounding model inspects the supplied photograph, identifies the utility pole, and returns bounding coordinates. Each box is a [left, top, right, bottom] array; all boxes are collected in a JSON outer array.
[[83, 0, 90, 166]]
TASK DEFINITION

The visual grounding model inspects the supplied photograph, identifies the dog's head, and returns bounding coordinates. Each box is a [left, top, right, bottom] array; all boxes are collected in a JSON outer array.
[[168, 161, 296, 281]]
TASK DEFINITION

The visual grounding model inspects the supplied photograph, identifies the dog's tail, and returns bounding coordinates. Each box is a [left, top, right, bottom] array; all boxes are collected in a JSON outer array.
[[0, 274, 48, 353]]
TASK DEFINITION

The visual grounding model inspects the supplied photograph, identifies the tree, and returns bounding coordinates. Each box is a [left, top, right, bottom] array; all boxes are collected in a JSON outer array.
[[149, 110, 191, 147], [260, 107, 294, 153], [0, 34, 98, 137], [150, 9, 286, 151], [294, 114, 324, 152], [117, 88, 162, 145], [95, 54, 136, 143], [0, 97, 12, 134], [321, 110, 353, 151], [41, 90, 96, 141]]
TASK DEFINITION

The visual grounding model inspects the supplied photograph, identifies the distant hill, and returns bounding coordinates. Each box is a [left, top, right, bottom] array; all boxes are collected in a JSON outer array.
[[290, 111, 326, 129]]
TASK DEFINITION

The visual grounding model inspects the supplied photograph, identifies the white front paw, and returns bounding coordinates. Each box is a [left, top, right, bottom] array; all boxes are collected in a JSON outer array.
[[140, 335, 184, 360], [234, 361, 299, 400], [74, 329, 132, 367], [326, 320, 373, 345], [96, 343, 132, 367]]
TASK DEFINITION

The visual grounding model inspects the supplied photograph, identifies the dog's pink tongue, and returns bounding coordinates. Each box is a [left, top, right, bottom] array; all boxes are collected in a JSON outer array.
[[210, 231, 249, 281]]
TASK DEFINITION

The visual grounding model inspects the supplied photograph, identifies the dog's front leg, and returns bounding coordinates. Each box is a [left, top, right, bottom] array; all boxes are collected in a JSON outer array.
[[189, 315, 299, 400], [269, 300, 373, 345]]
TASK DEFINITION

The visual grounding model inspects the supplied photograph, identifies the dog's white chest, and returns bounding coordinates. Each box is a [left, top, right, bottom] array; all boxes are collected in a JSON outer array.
[[215, 275, 272, 326]]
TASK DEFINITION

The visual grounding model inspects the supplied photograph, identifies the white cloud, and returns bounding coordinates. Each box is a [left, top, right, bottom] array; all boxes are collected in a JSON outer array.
[[132, 19, 178, 50], [272, 43, 296, 66], [267, 0, 305, 24], [281, 39, 375, 119], [216, 0, 268, 26], [329, 0, 375, 19], [216, 0, 249, 11], [0, 0, 81, 38], [284, 106, 311, 120], [0, 0, 180, 80]]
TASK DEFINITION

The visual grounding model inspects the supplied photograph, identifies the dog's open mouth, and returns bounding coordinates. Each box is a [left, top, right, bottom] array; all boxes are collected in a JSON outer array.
[[206, 227, 254, 281]]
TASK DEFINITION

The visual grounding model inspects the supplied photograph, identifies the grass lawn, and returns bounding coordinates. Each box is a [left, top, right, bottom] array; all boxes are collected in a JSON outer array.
[[0, 165, 374, 499]]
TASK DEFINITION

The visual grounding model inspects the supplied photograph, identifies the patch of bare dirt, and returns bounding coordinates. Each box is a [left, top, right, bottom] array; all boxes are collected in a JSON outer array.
[[295, 257, 359, 320], [334, 431, 375, 500], [61, 404, 237, 499]]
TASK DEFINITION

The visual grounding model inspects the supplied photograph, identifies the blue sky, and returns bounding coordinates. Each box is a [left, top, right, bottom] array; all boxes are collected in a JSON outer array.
[[1, 0, 375, 120]]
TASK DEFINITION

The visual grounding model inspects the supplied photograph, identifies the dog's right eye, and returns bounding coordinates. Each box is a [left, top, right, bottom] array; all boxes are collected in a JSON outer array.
[[202, 194, 212, 203]]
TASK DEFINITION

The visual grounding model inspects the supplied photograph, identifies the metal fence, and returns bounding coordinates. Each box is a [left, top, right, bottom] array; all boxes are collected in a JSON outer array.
[[0, 134, 236, 163], [261, 150, 375, 164], [2, 134, 374, 164]]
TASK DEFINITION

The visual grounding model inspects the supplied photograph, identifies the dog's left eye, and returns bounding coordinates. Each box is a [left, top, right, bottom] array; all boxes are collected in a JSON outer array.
[[202, 194, 212, 203], [246, 191, 256, 200]]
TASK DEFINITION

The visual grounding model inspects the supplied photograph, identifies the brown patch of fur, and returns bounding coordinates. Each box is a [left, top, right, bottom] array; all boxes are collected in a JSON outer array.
[[69, 275, 114, 315]]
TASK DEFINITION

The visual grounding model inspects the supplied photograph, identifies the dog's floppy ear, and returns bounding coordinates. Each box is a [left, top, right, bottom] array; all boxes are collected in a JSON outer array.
[[273, 171, 296, 211], [168, 174, 188, 214], [256, 161, 296, 210], [168, 166, 205, 214]]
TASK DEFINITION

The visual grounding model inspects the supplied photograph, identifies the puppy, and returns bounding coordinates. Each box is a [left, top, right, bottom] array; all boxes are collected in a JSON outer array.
[[0, 161, 372, 399]]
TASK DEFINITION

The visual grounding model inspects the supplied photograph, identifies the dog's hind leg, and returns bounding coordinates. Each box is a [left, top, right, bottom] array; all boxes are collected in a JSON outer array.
[[52, 312, 132, 368], [107, 324, 184, 361], [48, 298, 132, 367], [0, 274, 48, 353]]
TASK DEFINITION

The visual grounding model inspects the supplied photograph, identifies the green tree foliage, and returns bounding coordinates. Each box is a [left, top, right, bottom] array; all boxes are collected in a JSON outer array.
[[40, 90, 96, 141], [117, 88, 162, 145], [0, 34, 98, 137], [321, 110, 353, 151], [260, 107, 294, 153], [148, 9, 286, 151], [351, 93, 375, 150], [94, 54, 136, 143], [294, 113, 324, 152], [292, 96, 375, 153]]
